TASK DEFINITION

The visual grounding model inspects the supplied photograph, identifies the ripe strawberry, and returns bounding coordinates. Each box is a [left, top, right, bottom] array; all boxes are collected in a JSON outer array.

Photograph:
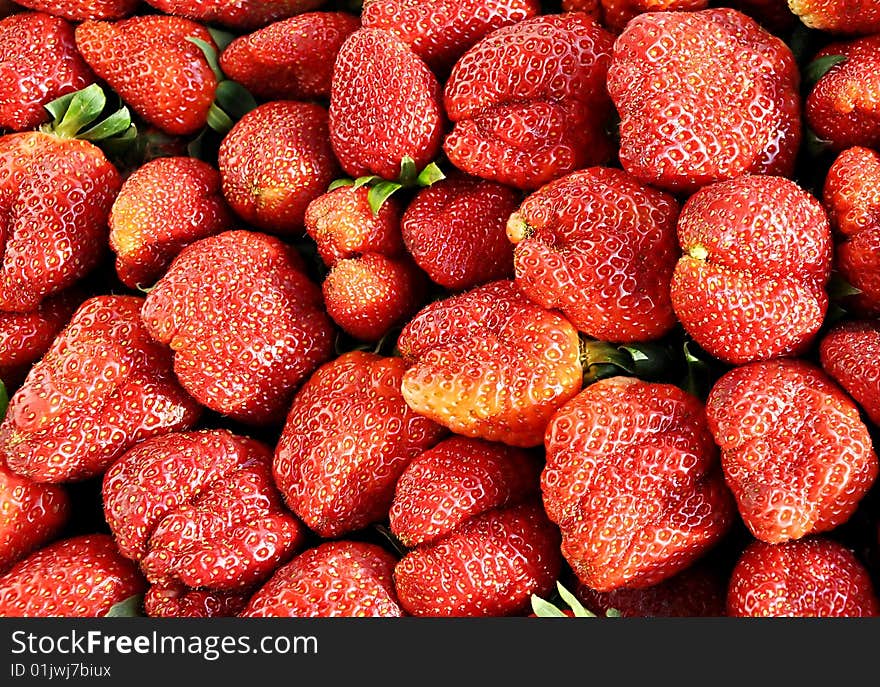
[[361, 0, 540, 75], [0, 295, 201, 483], [542, 377, 735, 592], [670, 175, 831, 365], [819, 319, 880, 427], [218, 101, 339, 235], [788, 0, 880, 34], [0, 534, 145, 617], [444, 13, 614, 191], [401, 173, 519, 291], [394, 501, 561, 617], [109, 157, 233, 290], [141, 230, 334, 425], [219, 12, 361, 102], [397, 279, 583, 447], [145, 584, 250, 618], [273, 351, 445, 538], [75, 15, 217, 136], [607, 8, 801, 193], [12, 0, 138, 20], [143, 0, 326, 31], [591, 1, 709, 34], [507, 167, 679, 344], [329, 28, 444, 181], [705, 359, 878, 544], [241, 541, 404, 617], [727, 537, 879, 617]]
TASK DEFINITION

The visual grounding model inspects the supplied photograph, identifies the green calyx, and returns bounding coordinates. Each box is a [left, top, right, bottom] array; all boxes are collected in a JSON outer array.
[[41, 84, 136, 146], [580, 338, 675, 386], [104, 594, 145, 617], [802, 54, 847, 93], [329, 156, 447, 215], [0, 379, 7, 422], [530, 582, 620, 618]]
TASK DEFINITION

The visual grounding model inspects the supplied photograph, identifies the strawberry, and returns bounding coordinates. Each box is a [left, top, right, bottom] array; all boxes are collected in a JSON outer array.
[[241, 540, 404, 617], [727, 537, 879, 617], [218, 101, 339, 235], [401, 173, 519, 291], [542, 376, 735, 592], [394, 501, 561, 617], [590, 1, 709, 34], [705, 359, 878, 544], [397, 279, 583, 447], [141, 230, 334, 425], [219, 12, 361, 102], [0, 295, 201, 483], [0, 534, 145, 617], [143, 0, 326, 31], [819, 319, 880, 427], [607, 8, 801, 193], [443, 13, 614, 191], [12, 0, 139, 21], [361, 0, 540, 75], [670, 175, 831, 365], [788, 0, 880, 34], [273, 351, 445, 538], [75, 15, 218, 136], [507, 167, 679, 344], [109, 157, 233, 290], [144, 584, 250, 618], [329, 28, 444, 181]]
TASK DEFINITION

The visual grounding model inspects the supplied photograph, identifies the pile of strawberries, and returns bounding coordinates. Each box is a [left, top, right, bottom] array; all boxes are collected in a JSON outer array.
[[0, 0, 879, 619]]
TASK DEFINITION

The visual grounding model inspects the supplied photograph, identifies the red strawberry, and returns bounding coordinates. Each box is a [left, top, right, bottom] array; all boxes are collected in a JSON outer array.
[[75, 15, 218, 136], [727, 537, 879, 617], [241, 541, 404, 617], [12, 0, 138, 20], [819, 319, 880, 427], [394, 501, 561, 617], [670, 175, 831, 365], [143, 0, 326, 31], [397, 279, 583, 447], [273, 351, 445, 538], [542, 377, 735, 592], [109, 157, 233, 290], [329, 28, 444, 181], [0, 295, 201, 483], [141, 230, 334, 425], [592, 0, 710, 34], [218, 101, 339, 235], [607, 8, 801, 193], [219, 12, 361, 102], [705, 359, 878, 544], [401, 173, 519, 291], [443, 13, 614, 191], [507, 167, 679, 344], [788, 0, 880, 34], [144, 583, 250, 618], [0, 534, 145, 617]]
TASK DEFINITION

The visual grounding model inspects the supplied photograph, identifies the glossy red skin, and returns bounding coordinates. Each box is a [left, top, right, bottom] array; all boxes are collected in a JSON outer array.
[[104, 429, 307, 591], [218, 101, 339, 235], [144, 0, 326, 30], [402, 174, 519, 291], [670, 175, 831, 365], [0, 296, 201, 483], [820, 320, 880, 427], [0, 12, 94, 132], [142, 230, 334, 426], [591, 0, 709, 33], [12, 0, 138, 20], [543, 377, 735, 592], [361, 0, 540, 75], [727, 537, 879, 617], [706, 359, 878, 544], [109, 157, 233, 290], [394, 501, 562, 617], [444, 13, 614, 191], [607, 8, 801, 194], [274, 351, 446, 538], [241, 541, 404, 617], [508, 167, 679, 343], [0, 534, 146, 618], [220, 12, 361, 101], [0, 132, 120, 313], [75, 16, 217, 136], [397, 280, 583, 448], [144, 584, 250, 618], [329, 28, 444, 181], [789, 0, 880, 34]]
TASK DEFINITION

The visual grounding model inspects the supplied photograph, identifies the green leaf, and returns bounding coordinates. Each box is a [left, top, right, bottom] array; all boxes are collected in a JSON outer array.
[[367, 180, 402, 215], [0, 380, 7, 422], [353, 175, 381, 190], [52, 84, 107, 138], [620, 342, 674, 380], [398, 156, 418, 186], [44, 92, 77, 122], [682, 340, 712, 400], [98, 123, 139, 161], [416, 162, 446, 187], [187, 127, 211, 161], [556, 582, 596, 618], [328, 178, 355, 192], [804, 128, 833, 158], [214, 80, 258, 122], [187, 36, 224, 82], [803, 54, 847, 91], [207, 27, 236, 52], [605, 608, 623, 618], [78, 106, 133, 142], [530, 594, 568, 618], [581, 339, 634, 384], [206, 102, 235, 135], [104, 594, 144, 617], [827, 272, 862, 300]]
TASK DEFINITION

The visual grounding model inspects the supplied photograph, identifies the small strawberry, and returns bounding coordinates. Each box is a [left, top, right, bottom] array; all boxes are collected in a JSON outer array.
[[0, 534, 146, 617], [705, 359, 878, 544], [12, 0, 139, 21], [143, 0, 326, 31], [273, 351, 446, 538], [241, 541, 404, 617], [144, 584, 250, 618], [819, 319, 880, 427], [788, 0, 880, 34]]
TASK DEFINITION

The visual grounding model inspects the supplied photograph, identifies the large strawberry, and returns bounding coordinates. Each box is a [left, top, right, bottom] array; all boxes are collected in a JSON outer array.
[[705, 359, 878, 544], [607, 8, 801, 193], [143, 0, 326, 31], [443, 13, 614, 191], [141, 230, 334, 425], [12, 0, 139, 20], [788, 0, 880, 34], [819, 319, 880, 427], [670, 174, 831, 365]]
